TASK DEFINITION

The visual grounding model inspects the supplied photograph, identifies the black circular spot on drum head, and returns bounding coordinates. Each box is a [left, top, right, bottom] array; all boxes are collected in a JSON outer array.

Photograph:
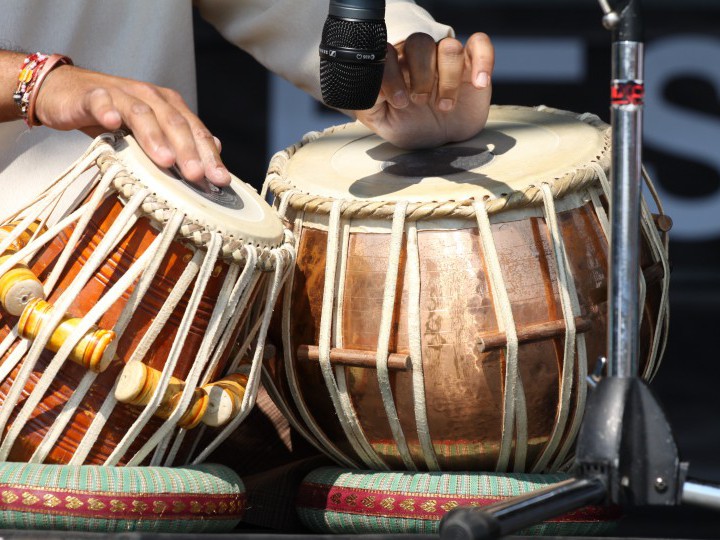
[[381, 146, 494, 179], [169, 166, 244, 210]]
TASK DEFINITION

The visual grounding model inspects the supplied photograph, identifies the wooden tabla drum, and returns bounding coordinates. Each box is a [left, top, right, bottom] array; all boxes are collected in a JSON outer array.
[[0, 133, 293, 466], [263, 105, 670, 473]]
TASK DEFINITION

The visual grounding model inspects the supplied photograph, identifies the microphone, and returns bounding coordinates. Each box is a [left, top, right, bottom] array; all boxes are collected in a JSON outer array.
[[319, 0, 387, 110]]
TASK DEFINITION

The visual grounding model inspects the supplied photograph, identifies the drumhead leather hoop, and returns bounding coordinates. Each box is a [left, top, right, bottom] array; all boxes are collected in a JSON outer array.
[[113, 135, 285, 253], [263, 105, 670, 474], [266, 105, 610, 217]]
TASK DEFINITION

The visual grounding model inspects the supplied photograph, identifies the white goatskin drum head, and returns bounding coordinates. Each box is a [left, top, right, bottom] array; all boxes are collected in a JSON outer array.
[[284, 106, 607, 203], [114, 136, 285, 248]]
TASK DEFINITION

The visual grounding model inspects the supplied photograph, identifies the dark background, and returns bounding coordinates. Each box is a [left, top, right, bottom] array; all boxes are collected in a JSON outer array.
[[194, 1, 720, 536]]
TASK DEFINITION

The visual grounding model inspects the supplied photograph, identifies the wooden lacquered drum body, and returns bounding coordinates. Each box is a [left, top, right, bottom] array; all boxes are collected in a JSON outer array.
[[0, 133, 292, 466], [264, 106, 670, 473]]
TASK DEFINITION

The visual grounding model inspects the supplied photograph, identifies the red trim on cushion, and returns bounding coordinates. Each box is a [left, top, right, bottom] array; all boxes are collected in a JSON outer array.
[[297, 482, 621, 523], [0, 485, 245, 521]]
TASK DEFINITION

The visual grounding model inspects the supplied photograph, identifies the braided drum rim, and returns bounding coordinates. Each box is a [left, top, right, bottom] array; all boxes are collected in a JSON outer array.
[[98, 133, 293, 270], [265, 105, 611, 221]]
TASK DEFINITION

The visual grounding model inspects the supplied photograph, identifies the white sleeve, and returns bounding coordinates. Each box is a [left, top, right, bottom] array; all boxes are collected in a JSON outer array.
[[196, 0, 453, 101]]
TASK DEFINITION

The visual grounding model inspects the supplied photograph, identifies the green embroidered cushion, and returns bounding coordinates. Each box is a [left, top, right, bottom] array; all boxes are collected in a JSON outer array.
[[297, 467, 620, 535], [0, 462, 244, 533]]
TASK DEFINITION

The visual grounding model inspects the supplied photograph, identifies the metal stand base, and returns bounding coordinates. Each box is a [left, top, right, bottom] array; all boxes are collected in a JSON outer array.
[[439, 378, 720, 540]]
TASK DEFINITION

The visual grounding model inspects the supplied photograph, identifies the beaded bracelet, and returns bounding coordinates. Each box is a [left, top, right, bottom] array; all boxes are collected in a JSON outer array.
[[12, 52, 48, 122], [13, 52, 74, 127]]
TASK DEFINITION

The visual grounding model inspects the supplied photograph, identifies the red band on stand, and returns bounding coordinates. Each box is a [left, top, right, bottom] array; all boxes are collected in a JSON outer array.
[[611, 81, 645, 106]]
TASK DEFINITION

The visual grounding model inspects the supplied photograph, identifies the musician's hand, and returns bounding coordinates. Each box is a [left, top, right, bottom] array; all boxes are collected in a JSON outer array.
[[355, 32, 494, 149], [34, 65, 230, 186]]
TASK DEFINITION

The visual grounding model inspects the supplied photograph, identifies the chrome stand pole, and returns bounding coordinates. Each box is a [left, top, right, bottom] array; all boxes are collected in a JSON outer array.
[[605, 3, 644, 378]]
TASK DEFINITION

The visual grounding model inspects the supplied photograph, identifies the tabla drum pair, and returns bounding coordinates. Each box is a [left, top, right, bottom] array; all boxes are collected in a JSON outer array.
[[264, 105, 670, 473], [0, 132, 294, 466]]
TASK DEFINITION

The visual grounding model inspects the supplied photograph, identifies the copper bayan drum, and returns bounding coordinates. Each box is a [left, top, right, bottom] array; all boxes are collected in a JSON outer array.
[[263, 106, 670, 473], [0, 133, 294, 466]]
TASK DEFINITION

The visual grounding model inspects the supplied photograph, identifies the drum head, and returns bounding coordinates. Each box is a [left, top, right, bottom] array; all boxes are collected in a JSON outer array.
[[282, 106, 607, 203], [113, 136, 285, 248]]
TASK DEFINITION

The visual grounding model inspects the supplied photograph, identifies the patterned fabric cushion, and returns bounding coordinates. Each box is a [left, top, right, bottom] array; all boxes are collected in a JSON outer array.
[[297, 467, 620, 535], [0, 462, 245, 533]]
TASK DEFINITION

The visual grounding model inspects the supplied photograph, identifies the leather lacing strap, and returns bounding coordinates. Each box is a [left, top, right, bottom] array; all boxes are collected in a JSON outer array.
[[316, 200, 389, 470], [474, 201, 527, 473], [588, 163, 670, 381], [32, 237, 160, 464], [260, 365, 342, 462], [374, 202, 416, 471], [277, 206, 358, 469], [641, 167, 671, 379], [532, 184, 587, 473], [330, 213, 386, 467], [71, 211, 186, 465], [181, 246, 262, 465], [193, 248, 293, 464], [141, 233, 227, 467], [0, 180, 148, 461], [0, 136, 112, 228], [187, 246, 295, 465], [407, 222, 440, 471]]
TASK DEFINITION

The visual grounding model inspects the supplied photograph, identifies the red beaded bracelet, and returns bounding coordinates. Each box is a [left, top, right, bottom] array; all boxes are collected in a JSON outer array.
[[13, 52, 74, 127], [13, 52, 49, 122]]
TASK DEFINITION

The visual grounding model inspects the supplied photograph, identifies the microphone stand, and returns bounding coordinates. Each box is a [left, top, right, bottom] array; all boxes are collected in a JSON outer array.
[[439, 2, 720, 538]]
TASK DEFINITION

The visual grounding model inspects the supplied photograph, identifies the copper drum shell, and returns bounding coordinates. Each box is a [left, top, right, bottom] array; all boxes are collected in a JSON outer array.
[[267, 107, 668, 472], [268, 191, 666, 472], [0, 195, 259, 465]]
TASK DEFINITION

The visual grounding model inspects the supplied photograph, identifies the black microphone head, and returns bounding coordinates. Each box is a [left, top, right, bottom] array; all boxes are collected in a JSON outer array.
[[320, 15, 387, 110]]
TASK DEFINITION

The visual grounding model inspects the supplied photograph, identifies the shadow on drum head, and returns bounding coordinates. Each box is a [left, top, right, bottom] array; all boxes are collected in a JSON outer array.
[[349, 130, 517, 198]]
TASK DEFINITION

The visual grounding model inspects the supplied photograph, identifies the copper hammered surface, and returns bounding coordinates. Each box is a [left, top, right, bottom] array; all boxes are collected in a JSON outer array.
[[274, 200, 661, 471]]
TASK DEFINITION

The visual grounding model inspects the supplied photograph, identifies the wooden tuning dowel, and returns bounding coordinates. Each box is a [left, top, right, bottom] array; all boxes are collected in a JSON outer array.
[[0, 221, 45, 316], [652, 213, 673, 233], [115, 362, 249, 430], [297, 345, 411, 371], [478, 316, 593, 353], [17, 298, 116, 372]]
